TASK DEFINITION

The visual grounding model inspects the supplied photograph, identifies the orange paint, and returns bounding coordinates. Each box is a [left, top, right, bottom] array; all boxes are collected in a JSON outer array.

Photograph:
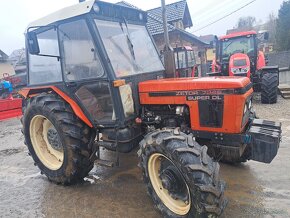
[[18, 86, 93, 128], [256, 51, 266, 70], [139, 77, 252, 134], [219, 31, 257, 40]]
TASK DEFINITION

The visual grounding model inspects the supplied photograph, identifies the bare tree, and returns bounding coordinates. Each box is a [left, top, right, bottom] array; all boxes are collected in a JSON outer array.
[[265, 13, 277, 46], [236, 16, 256, 30]]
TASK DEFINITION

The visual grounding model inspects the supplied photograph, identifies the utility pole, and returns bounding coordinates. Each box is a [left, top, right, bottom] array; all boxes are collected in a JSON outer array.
[[161, 0, 176, 78]]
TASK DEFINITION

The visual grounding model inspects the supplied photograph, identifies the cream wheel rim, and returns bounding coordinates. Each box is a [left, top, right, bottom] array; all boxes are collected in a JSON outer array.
[[148, 153, 191, 215], [29, 115, 64, 170]]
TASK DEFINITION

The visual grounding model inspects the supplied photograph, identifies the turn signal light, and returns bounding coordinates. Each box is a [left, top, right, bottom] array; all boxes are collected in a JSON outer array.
[[113, 80, 126, 87]]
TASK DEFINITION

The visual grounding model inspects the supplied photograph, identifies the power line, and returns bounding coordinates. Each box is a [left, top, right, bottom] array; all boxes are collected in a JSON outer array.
[[192, 0, 257, 33], [190, 0, 232, 19], [192, 0, 242, 22], [192, 0, 246, 25]]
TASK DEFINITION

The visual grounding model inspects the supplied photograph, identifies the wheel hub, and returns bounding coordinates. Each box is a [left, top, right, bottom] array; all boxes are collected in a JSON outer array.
[[47, 128, 62, 151], [160, 167, 179, 193], [160, 164, 189, 201]]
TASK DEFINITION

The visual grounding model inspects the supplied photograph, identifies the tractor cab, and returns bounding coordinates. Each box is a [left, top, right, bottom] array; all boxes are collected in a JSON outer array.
[[215, 31, 257, 77], [25, 0, 164, 132], [174, 46, 198, 77]]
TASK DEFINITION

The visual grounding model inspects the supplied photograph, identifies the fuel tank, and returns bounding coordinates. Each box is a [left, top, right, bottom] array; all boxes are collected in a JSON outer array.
[[139, 77, 253, 134]]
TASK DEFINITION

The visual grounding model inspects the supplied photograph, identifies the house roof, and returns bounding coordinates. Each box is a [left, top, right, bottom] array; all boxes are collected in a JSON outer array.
[[146, 10, 176, 35], [117, 1, 174, 35], [117, 1, 207, 46], [147, 0, 192, 27], [0, 50, 8, 62], [199, 35, 215, 44]]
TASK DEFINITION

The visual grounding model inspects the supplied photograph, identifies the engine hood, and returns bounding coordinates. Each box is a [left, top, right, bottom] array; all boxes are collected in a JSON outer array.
[[139, 77, 251, 93]]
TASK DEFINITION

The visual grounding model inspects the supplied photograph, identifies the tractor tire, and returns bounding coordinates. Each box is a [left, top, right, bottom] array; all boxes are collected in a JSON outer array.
[[261, 72, 278, 104], [139, 129, 227, 217], [21, 93, 95, 185]]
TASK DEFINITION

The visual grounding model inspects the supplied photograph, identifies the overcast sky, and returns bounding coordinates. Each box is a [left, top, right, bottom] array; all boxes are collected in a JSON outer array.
[[0, 0, 285, 55]]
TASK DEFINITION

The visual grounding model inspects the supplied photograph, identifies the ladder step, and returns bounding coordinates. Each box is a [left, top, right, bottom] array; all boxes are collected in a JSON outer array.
[[95, 159, 116, 167]]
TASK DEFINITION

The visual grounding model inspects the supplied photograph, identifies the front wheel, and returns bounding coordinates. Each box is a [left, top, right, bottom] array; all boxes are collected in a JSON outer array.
[[139, 129, 227, 217]]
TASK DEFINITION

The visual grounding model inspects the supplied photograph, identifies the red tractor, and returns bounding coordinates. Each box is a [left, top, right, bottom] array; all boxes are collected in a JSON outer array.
[[19, 1, 281, 217], [209, 31, 279, 104], [174, 46, 198, 77]]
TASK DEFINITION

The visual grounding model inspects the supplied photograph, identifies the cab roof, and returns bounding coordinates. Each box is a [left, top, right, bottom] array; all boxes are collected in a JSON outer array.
[[27, 0, 95, 29], [219, 31, 257, 40], [27, 0, 147, 30]]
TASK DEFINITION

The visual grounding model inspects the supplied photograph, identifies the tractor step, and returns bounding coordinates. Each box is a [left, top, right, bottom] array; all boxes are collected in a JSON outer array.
[[93, 141, 120, 167], [95, 159, 116, 167], [278, 84, 290, 99]]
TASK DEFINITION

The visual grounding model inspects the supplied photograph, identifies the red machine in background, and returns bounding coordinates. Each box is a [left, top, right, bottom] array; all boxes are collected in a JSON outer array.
[[174, 46, 199, 77], [209, 31, 279, 104], [0, 74, 22, 121]]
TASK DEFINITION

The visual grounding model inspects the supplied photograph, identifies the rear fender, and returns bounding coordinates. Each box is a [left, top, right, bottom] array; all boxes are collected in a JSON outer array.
[[260, 66, 279, 73], [256, 51, 266, 70], [19, 86, 93, 127]]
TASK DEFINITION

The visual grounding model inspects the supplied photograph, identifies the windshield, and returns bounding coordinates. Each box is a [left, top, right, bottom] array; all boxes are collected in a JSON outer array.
[[95, 20, 164, 78], [221, 36, 255, 58], [188, 50, 196, 67], [175, 51, 186, 69]]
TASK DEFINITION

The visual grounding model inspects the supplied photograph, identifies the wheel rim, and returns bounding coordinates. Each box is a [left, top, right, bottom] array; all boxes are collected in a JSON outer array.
[[148, 153, 191, 215], [29, 115, 64, 170]]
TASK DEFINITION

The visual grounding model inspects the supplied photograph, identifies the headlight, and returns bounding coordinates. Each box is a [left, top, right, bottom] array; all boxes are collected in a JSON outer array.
[[231, 67, 249, 74], [231, 68, 239, 74], [241, 67, 249, 73], [93, 4, 100, 13], [244, 104, 247, 114]]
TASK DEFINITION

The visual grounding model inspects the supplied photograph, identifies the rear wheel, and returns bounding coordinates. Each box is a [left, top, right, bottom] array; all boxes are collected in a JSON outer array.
[[139, 129, 227, 217], [22, 93, 95, 184], [261, 72, 278, 104]]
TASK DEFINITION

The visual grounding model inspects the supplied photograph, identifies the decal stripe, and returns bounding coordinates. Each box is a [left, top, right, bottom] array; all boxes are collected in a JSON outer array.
[[147, 83, 252, 97]]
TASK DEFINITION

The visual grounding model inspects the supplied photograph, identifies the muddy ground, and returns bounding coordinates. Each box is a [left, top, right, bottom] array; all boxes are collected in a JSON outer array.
[[0, 97, 289, 218]]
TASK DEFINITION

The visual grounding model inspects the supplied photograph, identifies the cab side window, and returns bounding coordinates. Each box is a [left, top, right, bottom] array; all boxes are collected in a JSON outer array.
[[59, 20, 104, 81], [29, 28, 62, 85]]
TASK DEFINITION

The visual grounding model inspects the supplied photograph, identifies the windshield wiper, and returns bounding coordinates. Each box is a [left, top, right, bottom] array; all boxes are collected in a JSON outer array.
[[119, 19, 136, 60]]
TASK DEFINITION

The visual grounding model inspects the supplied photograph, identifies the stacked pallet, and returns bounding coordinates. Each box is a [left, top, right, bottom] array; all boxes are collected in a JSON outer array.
[[279, 84, 290, 99]]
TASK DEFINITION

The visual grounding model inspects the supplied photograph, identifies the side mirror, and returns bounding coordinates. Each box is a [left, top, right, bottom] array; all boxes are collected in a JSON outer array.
[[27, 31, 40, 55], [264, 32, 269, 40]]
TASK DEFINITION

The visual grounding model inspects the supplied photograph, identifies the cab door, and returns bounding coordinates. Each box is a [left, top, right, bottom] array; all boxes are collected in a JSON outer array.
[[58, 19, 116, 126]]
